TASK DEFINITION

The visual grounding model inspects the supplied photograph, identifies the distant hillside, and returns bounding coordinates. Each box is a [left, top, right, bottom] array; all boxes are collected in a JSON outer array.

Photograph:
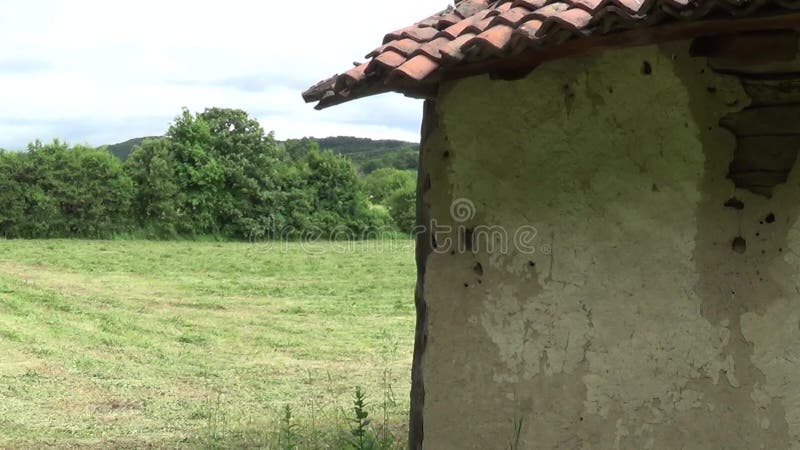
[[106, 135, 419, 173], [307, 136, 419, 174], [314, 136, 418, 155], [106, 136, 160, 160]]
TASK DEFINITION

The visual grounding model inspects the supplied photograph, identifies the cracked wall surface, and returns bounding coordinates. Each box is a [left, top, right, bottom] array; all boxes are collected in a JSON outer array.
[[417, 40, 800, 449]]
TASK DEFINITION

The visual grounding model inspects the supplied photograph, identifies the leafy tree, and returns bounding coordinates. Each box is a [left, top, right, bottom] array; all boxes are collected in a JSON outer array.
[[36, 141, 134, 238], [0, 141, 133, 238], [297, 148, 382, 237], [0, 151, 33, 237], [387, 183, 416, 234], [283, 137, 320, 161], [363, 168, 415, 204], [200, 108, 286, 239], [166, 109, 223, 235], [124, 139, 182, 237]]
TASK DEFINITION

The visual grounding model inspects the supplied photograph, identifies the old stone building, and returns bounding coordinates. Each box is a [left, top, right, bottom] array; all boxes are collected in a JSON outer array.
[[304, 1, 800, 448]]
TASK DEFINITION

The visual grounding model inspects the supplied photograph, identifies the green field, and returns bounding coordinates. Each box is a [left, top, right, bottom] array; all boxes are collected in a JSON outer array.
[[0, 240, 416, 448]]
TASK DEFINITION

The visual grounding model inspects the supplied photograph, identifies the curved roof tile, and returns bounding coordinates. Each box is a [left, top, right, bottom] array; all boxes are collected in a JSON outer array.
[[302, 0, 800, 109]]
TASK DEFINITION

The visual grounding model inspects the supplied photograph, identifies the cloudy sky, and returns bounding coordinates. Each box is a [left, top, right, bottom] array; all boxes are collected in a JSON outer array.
[[0, 1, 442, 150]]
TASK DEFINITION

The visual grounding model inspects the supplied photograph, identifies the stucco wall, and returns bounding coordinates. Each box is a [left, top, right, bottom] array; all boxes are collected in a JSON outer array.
[[416, 40, 800, 449]]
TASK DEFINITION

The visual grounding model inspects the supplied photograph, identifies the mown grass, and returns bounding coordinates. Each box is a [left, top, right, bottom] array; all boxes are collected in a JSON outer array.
[[0, 239, 416, 449]]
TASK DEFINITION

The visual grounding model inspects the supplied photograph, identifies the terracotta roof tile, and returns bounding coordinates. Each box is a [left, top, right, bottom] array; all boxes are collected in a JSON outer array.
[[439, 33, 479, 62], [465, 24, 516, 54], [491, 6, 539, 26], [613, 0, 647, 13], [366, 44, 389, 59], [435, 11, 466, 27], [550, 8, 594, 29], [488, 2, 515, 15], [457, 0, 493, 16], [567, 0, 605, 11], [413, 36, 456, 59], [441, 9, 495, 37], [516, 19, 544, 40], [337, 63, 369, 88], [385, 38, 424, 56], [470, 16, 497, 33], [512, 0, 551, 9], [402, 26, 441, 42], [392, 54, 441, 81], [370, 50, 407, 70], [530, 3, 572, 19], [304, 0, 800, 109], [383, 26, 418, 44], [440, 19, 475, 38]]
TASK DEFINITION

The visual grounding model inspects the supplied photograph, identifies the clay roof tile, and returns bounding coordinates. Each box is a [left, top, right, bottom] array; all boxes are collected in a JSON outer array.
[[391, 54, 441, 81], [370, 50, 408, 71], [304, 0, 800, 109], [385, 38, 424, 56], [464, 24, 517, 54]]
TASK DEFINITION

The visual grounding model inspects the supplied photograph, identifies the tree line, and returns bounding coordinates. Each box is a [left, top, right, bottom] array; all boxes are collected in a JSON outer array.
[[0, 108, 417, 240]]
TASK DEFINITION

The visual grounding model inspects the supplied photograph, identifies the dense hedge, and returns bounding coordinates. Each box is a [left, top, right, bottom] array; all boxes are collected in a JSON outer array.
[[0, 108, 413, 240]]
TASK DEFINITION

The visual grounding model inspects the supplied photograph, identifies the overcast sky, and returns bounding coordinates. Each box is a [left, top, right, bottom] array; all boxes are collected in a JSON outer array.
[[0, 1, 442, 150]]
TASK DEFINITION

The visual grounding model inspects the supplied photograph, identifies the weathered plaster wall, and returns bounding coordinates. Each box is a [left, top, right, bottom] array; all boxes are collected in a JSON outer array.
[[417, 40, 800, 449]]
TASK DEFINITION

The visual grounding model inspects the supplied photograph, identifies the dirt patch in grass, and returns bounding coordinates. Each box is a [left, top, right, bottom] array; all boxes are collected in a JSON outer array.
[[0, 347, 42, 377]]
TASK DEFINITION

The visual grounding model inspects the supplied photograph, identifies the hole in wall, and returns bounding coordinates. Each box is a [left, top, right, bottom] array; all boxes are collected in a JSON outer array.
[[765, 213, 776, 224], [720, 105, 800, 197], [641, 61, 652, 75], [732, 236, 747, 254], [473, 262, 484, 277], [724, 198, 745, 210]]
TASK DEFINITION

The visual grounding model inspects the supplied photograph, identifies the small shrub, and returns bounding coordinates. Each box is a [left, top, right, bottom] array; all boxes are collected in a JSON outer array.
[[350, 386, 373, 450], [280, 404, 299, 450]]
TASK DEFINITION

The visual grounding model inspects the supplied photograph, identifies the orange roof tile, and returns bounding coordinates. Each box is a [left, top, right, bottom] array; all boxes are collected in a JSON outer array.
[[303, 0, 800, 109]]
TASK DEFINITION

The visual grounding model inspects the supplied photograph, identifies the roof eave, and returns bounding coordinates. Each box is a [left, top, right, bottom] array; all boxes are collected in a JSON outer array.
[[303, 8, 800, 109]]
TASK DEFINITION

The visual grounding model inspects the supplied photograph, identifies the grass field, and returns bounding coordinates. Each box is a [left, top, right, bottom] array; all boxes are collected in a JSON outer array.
[[0, 240, 416, 449]]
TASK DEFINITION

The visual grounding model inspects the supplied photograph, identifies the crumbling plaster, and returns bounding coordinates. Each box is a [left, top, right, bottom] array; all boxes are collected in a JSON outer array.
[[418, 40, 800, 449]]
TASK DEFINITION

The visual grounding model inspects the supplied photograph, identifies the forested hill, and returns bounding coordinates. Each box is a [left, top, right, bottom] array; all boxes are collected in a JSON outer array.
[[106, 135, 419, 173], [314, 137, 419, 174], [107, 137, 159, 160]]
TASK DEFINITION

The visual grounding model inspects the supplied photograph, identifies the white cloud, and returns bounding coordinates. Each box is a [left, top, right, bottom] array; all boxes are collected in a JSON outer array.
[[0, 0, 443, 149]]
